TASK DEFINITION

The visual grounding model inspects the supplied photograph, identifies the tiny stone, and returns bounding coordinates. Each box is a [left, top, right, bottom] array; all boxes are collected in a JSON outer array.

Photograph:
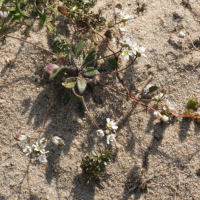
[[178, 31, 185, 38]]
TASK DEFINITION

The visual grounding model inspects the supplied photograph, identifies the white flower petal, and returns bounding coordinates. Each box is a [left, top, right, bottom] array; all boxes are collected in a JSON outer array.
[[161, 115, 169, 122], [154, 111, 162, 119], [106, 118, 110, 123]]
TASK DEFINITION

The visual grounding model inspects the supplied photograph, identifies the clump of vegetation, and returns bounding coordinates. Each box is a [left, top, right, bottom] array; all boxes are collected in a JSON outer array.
[[81, 148, 111, 181], [183, 99, 200, 121], [187, 99, 199, 110]]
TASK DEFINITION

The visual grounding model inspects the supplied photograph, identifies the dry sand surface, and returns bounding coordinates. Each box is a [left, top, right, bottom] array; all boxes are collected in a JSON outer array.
[[1, 0, 200, 199]]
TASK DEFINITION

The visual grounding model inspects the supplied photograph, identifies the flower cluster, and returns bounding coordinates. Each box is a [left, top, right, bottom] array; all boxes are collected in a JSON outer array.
[[96, 118, 118, 145], [120, 35, 146, 59], [14, 134, 65, 163], [153, 100, 175, 122]]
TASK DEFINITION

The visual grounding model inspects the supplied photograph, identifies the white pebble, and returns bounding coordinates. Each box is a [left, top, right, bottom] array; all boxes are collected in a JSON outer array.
[[178, 31, 185, 38]]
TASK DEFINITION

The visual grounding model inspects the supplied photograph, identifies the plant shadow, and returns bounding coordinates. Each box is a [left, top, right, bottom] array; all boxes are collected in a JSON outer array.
[[122, 166, 147, 200]]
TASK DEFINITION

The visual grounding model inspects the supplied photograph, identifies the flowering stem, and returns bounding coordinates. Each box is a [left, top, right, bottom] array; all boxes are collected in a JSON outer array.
[[114, 20, 123, 25], [0, 30, 58, 56]]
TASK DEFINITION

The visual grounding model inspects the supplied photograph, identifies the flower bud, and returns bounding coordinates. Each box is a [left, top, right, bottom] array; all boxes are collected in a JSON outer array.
[[107, 22, 114, 28], [39, 137, 47, 148], [45, 64, 59, 74], [153, 111, 162, 119], [14, 133, 28, 141], [57, 5, 68, 16], [96, 129, 104, 137], [0, 5, 9, 18], [161, 115, 169, 122], [52, 136, 65, 146]]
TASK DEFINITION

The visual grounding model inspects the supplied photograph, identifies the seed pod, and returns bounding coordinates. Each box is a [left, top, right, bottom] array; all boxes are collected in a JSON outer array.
[[14, 133, 28, 141], [52, 136, 65, 146], [57, 6, 68, 16]]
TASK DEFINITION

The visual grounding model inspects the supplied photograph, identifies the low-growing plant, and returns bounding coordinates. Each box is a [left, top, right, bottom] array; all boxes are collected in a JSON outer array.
[[1, 0, 200, 171], [81, 148, 111, 181]]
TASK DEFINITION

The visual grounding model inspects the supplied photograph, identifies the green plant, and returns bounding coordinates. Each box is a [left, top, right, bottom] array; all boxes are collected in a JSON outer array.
[[81, 148, 111, 180], [187, 99, 199, 110]]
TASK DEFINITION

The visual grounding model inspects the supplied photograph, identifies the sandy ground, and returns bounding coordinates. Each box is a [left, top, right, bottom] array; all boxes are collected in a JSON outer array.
[[1, 0, 200, 199]]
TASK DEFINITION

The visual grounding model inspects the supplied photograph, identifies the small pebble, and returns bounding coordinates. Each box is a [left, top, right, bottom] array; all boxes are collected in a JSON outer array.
[[178, 31, 185, 38]]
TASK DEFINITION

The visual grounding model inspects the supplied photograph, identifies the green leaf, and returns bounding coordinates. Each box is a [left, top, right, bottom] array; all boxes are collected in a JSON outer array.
[[149, 86, 158, 93], [49, 66, 66, 80], [77, 76, 87, 94], [100, 57, 117, 71], [47, 23, 56, 35], [16, 0, 30, 17], [62, 77, 76, 89], [82, 53, 100, 67], [74, 38, 87, 58], [39, 12, 47, 26], [46, 2, 57, 19], [84, 67, 99, 76]]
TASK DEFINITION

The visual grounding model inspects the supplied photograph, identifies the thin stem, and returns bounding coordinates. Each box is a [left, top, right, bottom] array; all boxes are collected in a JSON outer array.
[[39, 89, 64, 138], [114, 20, 123, 25], [79, 51, 121, 72], [97, 80, 127, 96], [97, 80, 156, 112], [88, 23, 115, 55], [99, 55, 137, 76], [1, 30, 58, 56], [39, 102, 54, 139], [82, 97, 100, 129]]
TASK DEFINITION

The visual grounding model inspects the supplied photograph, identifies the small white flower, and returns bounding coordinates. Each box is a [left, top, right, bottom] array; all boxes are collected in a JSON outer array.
[[23, 146, 32, 156], [120, 11, 133, 22], [161, 115, 169, 122], [119, 27, 126, 35], [105, 129, 110, 134], [32, 142, 42, 152], [120, 35, 131, 45], [153, 93, 164, 101], [122, 47, 133, 60], [52, 136, 65, 146], [137, 46, 147, 57], [154, 111, 162, 119], [165, 100, 174, 113], [39, 137, 47, 149], [129, 41, 138, 55], [107, 134, 116, 144], [38, 149, 49, 163], [106, 118, 118, 130], [96, 129, 104, 137], [114, 8, 121, 15], [0, 11, 9, 18]]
